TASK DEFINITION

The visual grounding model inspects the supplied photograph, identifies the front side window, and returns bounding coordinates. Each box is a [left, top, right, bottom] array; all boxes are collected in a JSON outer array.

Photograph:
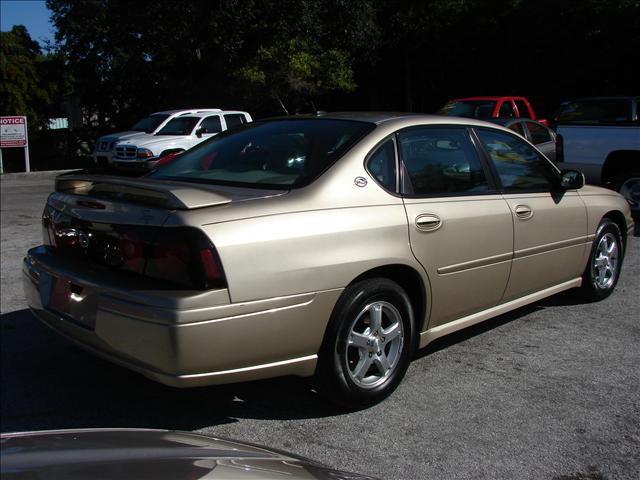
[[508, 122, 526, 137], [398, 127, 490, 196], [476, 129, 558, 192], [148, 119, 374, 189], [366, 139, 397, 192], [156, 117, 200, 135]]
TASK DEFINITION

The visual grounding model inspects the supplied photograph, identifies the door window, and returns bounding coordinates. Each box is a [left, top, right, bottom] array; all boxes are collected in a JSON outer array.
[[200, 115, 222, 134], [366, 139, 397, 192], [224, 114, 247, 129], [526, 122, 552, 145], [514, 99, 532, 118], [477, 129, 558, 192], [498, 101, 516, 118], [398, 128, 490, 196]]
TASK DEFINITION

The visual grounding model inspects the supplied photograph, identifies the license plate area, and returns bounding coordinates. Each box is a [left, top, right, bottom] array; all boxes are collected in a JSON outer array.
[[40, 272, 98, 330]]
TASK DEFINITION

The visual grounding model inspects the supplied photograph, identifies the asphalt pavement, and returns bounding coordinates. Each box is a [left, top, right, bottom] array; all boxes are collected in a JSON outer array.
[[1, 171, 639, 479]]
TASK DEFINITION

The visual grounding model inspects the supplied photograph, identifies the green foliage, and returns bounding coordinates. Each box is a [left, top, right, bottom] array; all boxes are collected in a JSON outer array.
[[0, 26, 48, 125], [239, 39, 356, 113]]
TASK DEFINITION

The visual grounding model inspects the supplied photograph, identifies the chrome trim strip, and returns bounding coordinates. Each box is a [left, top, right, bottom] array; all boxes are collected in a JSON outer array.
[[437, 252, 513, 275], [176, 354, 318, 379], [513, 237, 589, 259]]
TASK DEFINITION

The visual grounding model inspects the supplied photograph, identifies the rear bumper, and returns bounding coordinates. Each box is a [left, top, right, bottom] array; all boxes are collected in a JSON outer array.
[[23, 247, 340, 387]]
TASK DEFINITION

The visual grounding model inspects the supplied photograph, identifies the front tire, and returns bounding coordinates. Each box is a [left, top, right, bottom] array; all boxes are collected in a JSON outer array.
[[579, 219, 623, 301], [613, 172, 640, 216], [317, 278, 415, 408]]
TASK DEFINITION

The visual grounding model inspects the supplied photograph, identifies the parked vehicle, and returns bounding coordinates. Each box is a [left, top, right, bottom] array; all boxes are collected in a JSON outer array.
[[437, 96, 546, 124], [93, 109, 224, 167], [0, 429, 379, 479], [24, 113, 633, 408], [551, 96, 640, 214], [486, 118, 557, 162], [111, 110, 252, 172]]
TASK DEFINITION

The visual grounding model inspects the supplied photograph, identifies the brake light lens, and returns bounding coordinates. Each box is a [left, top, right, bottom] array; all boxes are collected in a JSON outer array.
[[42, 205, 225, 290]]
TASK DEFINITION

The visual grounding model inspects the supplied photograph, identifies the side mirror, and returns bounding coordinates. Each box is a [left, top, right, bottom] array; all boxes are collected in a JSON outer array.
[[195, 126, 204, 138], [560, 169, 585, 190]]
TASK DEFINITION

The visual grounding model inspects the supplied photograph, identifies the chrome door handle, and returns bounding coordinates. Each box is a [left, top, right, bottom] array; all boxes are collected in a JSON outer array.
[[514, 204, 533, 220], [415, 214, 442, 232]]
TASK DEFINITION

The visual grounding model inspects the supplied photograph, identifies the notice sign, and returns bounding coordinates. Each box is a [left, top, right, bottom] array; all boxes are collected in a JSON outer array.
[[1, 116, 28, 147]]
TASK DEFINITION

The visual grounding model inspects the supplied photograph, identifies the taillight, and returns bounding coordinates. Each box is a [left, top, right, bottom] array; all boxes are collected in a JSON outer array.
[[145, 228, 226, 290], [555, 133, 564, 163], [41, 204, 225, 290]]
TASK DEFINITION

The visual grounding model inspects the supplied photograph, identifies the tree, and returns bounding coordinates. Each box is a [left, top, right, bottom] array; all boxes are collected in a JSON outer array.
[[239, 38, 356, 114], [0, 26, 49, 124]]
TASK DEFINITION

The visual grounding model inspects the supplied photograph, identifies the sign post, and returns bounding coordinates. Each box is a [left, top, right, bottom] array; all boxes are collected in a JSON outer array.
[[0, 116, 30, 172]]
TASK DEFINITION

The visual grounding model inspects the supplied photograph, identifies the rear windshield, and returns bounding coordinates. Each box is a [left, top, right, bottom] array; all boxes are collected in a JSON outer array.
[[556, 99, 635, 124], [156, 116, 200, 135], [130, 114, 170, 133], [438, 100, 497, 118], [148, 119, 374, 189]]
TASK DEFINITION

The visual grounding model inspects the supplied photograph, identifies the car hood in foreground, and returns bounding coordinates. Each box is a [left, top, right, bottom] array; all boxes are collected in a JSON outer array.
[[0, 429, 381, 480]]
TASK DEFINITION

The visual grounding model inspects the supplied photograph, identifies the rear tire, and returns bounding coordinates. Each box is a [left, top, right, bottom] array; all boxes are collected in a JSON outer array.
[[612, 171, 640, 216], [316, 278, 415, 409], [578, 219, 623, 301]]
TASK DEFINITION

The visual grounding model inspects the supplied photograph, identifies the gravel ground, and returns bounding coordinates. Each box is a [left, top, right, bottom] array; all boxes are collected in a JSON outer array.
[[1, 171, 639, 479]]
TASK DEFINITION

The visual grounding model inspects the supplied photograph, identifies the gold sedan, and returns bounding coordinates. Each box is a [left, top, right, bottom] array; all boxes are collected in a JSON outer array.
[[23, 113, 634, 407]]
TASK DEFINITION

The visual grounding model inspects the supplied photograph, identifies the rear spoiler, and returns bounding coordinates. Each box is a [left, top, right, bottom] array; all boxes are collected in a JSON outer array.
[[55, 174, 232, 210]]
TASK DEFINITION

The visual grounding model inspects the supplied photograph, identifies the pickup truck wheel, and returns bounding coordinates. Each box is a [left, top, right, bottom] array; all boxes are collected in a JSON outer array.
[[613, 172, 640, 214], [578, 219, 623, 301], [317, 278, 414, 409]]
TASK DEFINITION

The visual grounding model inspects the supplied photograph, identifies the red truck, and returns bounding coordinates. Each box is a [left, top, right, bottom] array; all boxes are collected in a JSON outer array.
[[438, 96, 546, 125]]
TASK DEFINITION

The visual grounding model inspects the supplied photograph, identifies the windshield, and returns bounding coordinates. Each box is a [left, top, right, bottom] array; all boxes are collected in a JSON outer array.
[[156, 117, 200, 135], [130, 114, 170, 133], [148, 118, 374, 189], [556, 99, 635, 124], [438, 100, 497, 118]]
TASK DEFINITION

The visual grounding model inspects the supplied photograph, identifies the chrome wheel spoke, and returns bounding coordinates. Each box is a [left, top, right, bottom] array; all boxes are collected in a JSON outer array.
[[369, 304, 383, 332], [373, 351, 391, 373], [353, 355, 373, 381], [382, 321, 402, 343], [349, 332, 370, 350]]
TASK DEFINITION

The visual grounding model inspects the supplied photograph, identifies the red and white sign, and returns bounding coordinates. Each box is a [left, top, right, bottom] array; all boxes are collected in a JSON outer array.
[[1, 116, 29, 147]]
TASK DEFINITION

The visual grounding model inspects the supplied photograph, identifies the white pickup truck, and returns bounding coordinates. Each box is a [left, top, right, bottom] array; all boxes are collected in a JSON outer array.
[[553, 96, 639, 214], [93, 109, 225, 166], [111, 110, 252, 172]]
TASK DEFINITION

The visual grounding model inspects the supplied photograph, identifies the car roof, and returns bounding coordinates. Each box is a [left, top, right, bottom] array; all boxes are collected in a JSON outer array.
[[164, 111, 248, 120], [450, 96, 528, 102], [269, 112, 514, 130], [150, 109, 222, 116]]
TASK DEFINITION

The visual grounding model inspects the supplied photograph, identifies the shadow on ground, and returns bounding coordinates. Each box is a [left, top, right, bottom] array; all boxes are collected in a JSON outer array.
[[0, 309, 343, 433], [1, 289, 590, 434]]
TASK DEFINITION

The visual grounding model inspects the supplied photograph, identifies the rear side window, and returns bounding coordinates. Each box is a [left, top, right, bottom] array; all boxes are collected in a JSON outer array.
[[498, 101, 516, 118], [477, 129, 558, 192], [367, 139, 397, 192], [526, 122, 552, 145], [398, 127, 490, 196], [557, 99, 634, 124], [224, 114, 247, 129], [200, 115, 222, 134]]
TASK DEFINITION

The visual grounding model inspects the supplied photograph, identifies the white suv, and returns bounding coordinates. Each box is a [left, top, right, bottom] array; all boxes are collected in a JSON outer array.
[[110, 110, 252, 171], [92, 109, 238, 167]]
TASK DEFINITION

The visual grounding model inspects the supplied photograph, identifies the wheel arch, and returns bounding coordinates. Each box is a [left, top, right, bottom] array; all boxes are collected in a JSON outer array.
[[602, 210, 629, 252], [347, 264, 429, 339], [601, 150, 640, 186]]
